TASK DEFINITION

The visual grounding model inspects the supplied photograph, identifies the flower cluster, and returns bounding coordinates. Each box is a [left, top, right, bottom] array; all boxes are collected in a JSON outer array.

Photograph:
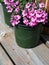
[[10, 14, 21, 26], [4, 0, 48, 27], [4, 0, 19, 12], [4, 0, 21, 26], [22, 2, 48, 27]]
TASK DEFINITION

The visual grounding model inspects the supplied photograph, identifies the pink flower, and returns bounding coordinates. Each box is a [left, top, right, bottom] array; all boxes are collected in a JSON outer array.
[[4, 1, 48, 27], [42, 12, 48, 23], [11, 20, 20, 26], [10, 2, 16, 8], [15, 7, 20, 13], [31, 16, 36, 22], [28, 9, 35, 17], [4, 0, 20, 13], [42, 11, 48, 18], [4, 0, 10, 5], [36, 17, 45, 23], [23, 18, 29, 26], [14, 15, 21, 20], [29, 22, 37, 27], [10, 14, 21, 26], [39, 3, 45, 8], [22, 10, 27, 17], [32, 3, 37, 9], [25, 2, 31, 9], [6, 6, 13, 12], [9, 0, 14, 2], [4, 0, 14, 5], [10, 20, 16, 26], [36, 9, 43, 18], [15, 1, 19, 5], [40, 18, 45, 22]]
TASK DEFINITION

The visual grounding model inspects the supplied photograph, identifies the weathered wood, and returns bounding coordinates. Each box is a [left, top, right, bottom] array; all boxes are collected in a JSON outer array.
[[42, 0, 46, 3], [0, 32, 37, 65], [45, 0, 49, 12], [32, 44, 49, 65], [37, 0, 46, 3], [0, 45, 13, 65], [40, 34, 49, 48], [0, 31, 49, 65]]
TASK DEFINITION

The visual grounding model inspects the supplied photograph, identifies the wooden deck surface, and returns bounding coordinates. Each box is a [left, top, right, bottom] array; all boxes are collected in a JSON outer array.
[[0, 3, 49, 65], [0, 45, 13, 65]]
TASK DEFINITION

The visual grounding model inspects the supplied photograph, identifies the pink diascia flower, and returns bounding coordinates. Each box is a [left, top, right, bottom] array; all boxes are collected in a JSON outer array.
[[28, 8, 35, 17], [10, 14, 21, 26], [32, 3, 37, 9], [31, 16, 36, 22], [36, 9, 44, 23], [10, 2, 16, 8], [4, 0, 14, 5], [4, 1, 48, 27], [15, 1, 19, 5], [14, 15, 21, 20], [36, 9, 43, 18], [29, 22, 37, 27], [25, 2, 31, 9], [42, 11, 48, 23], [22, 9, 27, 17], [15, 6, 20, 13], [6, 6, 13, 12], [36, 9, 48, 23], [10, 1, 19, 7], [42, 11, 48, 18], [23, 18, 29, 26], [39, 2, 45, 8], [26, 8, 35, 19], [22, 2, 48, 27], [4, 0, 19, 13]]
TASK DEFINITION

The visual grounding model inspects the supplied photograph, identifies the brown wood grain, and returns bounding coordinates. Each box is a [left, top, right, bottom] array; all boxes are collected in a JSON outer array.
[[0, 45, 13, 65], [42, 0, 46, 3], [0, 31, 49, 65], [46, 0, 49, 12]]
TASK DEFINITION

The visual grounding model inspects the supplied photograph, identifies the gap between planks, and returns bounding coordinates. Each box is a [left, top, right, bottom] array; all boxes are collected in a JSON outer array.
[[0, 44, 13, 65]]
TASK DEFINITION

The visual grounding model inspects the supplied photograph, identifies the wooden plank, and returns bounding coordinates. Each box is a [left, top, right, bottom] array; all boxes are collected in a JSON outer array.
[[0, 45, 13, 65], [37, 0, 46, 3], [32, 44, 49, 65], [0, 32, 37, 65], [0, 31, 49, 65], [40, 34, 49, 48], [42, 0, 46, 3], [46, 0, 49, 12]]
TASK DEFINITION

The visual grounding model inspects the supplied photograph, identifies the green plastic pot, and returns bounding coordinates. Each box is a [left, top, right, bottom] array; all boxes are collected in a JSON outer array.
[[15, 24, 42, 48], [2, 3, 12, 27]]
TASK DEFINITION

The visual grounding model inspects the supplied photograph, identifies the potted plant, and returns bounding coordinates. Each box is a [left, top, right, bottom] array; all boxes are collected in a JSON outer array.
[[3, 0, 48, 48], [0, 0, 12, 26]]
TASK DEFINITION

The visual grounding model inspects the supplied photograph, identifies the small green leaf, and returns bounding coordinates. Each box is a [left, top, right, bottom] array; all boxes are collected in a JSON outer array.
[[0, 0, 4, 2]]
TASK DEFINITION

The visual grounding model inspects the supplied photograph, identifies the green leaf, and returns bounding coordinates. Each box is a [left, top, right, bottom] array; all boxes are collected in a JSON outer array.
[[35, 0, 39, 9], [0, 0, 4, 2], [28, 0, 35, 2]]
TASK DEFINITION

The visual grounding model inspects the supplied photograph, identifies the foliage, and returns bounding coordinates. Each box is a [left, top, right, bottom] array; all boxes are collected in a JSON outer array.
[[3, 0, 48, 27]]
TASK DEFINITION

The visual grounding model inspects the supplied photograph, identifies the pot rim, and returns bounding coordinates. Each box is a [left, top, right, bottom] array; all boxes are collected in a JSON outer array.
[[15, 23, 42, 29]]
